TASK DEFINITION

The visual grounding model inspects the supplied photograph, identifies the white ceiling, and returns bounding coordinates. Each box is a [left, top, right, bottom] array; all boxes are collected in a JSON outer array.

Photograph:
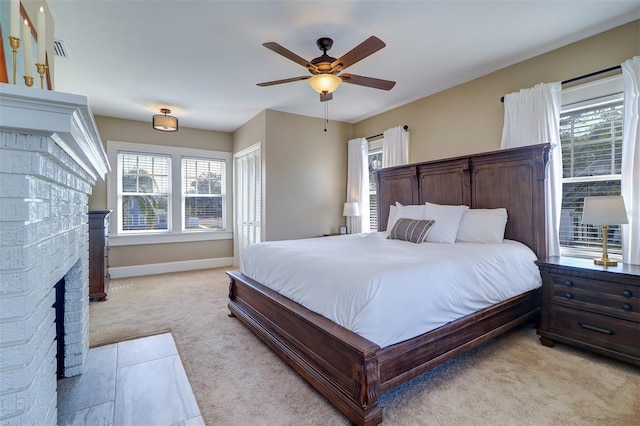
[[48, 0, 639, 133]]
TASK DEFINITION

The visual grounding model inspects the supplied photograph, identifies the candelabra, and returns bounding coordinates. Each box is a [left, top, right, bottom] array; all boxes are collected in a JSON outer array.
[[8, 36, 21, 85], [23, 76, 34, 87]]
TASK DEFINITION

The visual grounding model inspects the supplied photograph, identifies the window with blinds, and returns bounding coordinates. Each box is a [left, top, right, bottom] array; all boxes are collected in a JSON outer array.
[[118, 152, 171, 232], [182, 157, 226, 230], [368, 146, 383, 231], [559, 95, 623, 257]]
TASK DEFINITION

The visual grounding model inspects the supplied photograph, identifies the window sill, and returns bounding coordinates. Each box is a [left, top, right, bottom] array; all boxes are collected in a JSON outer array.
[[109, 230, 233, 246]]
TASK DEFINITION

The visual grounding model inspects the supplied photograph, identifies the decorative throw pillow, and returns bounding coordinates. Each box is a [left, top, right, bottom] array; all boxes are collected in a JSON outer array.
[[423, 202, 469, 243], [387, 218, 435, 243], [456, 208, 508, 243]]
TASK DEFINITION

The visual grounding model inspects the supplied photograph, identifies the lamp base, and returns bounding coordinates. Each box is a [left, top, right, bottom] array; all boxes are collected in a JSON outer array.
[[593, 258, 618, 267]]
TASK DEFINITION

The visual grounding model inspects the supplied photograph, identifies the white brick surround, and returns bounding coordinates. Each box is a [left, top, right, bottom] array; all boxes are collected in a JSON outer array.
[[0, 85, 109, 425]]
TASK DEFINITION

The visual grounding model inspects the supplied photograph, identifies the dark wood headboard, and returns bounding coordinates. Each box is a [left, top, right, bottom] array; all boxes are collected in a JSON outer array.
[[376, 144, 551, 259]]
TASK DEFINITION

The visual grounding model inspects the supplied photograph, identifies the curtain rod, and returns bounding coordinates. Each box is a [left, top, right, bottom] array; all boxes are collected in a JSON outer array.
[[366, 125, 409, 140], [499, 65, 622, 102]]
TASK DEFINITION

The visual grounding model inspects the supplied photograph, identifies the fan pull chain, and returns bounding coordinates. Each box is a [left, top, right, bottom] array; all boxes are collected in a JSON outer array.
[[324, 101, 328, 132]]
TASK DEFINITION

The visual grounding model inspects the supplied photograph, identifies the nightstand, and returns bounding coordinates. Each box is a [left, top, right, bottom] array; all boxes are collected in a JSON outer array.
[[535, 256, 640, 365]]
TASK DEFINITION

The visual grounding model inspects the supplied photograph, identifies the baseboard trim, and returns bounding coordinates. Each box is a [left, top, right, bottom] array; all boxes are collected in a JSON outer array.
[[109, 257, 233, 279]]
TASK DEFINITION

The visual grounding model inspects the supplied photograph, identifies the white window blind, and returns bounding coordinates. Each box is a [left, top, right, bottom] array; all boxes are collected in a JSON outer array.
[[182, 157, 226, 230], [118, 152, 171, 232], [368, 148, 383, 231], [559, 96, 623, 257]]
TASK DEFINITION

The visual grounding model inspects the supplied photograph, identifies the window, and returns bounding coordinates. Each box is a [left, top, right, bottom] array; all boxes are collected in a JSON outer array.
[[559, 83, 624, 259], [368, 139, 383, 231], [119, 152, 171, 232], [182, 158, 226, 230], [107, 141, 232, 245]]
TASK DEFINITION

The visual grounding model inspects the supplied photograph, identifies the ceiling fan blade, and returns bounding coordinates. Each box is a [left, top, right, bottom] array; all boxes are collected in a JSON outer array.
[[257, 76, 310, 87], [330, 36, 386, 73], [320, 92, 333, 102], [263, 42, 319, 73], [340, 73, 396, 90]]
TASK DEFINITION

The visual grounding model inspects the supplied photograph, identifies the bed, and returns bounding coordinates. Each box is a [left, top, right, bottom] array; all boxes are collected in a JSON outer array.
[[227, 143, 550, 425]]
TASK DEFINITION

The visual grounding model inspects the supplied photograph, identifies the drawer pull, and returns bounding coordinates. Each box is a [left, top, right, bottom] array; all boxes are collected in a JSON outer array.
[[622, 304, 632, 312], [579, 323, 614, 335], [564, 280, 573, 287], [564, 292, 573, 299], [622, 290, 632, 298]]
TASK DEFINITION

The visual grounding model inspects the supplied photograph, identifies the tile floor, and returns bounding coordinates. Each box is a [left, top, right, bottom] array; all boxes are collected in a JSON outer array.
[[57, 333, 203, 426]]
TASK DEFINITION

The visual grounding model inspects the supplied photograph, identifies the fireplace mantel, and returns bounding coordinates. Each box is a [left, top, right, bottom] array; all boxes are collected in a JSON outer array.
[[0, 83, 110, 180]]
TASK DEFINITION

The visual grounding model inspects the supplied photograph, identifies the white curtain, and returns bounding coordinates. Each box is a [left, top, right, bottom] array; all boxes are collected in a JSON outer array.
[[382, 126, 409, 168], [500, 82, 562, 258], [346, 138, 369, 233], [621, 56, 640, 265]]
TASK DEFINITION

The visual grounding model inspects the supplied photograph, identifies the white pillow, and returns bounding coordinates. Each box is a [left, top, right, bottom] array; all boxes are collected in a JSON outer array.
[[456, 208, 508, 243], [423, 202, 469, 243], [386, 205, 398, 231], [387, 202, 425, 231]]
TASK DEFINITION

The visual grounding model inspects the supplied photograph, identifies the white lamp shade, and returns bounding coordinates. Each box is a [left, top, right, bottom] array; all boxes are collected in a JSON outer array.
[[582, 196, 629, 225], [309, 74, 342, 94], [343, 202, 360, 217]]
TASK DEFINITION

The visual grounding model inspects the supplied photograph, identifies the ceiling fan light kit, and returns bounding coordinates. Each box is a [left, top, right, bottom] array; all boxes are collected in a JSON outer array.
[[258, 36, 395, 102], [308, 74, 341, 94], [153, 108, 179, 132]]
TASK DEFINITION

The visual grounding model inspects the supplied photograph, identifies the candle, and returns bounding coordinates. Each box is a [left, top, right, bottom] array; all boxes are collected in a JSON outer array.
[[23, 19, 33, 77], [10, 0, 20, 38], [37, 6, 46, 64]]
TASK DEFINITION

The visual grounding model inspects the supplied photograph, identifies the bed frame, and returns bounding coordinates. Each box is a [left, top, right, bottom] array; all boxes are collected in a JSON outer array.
[[227, 143, 550, 425]]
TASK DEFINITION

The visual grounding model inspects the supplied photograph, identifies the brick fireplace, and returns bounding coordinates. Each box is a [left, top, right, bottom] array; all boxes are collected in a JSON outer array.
[[0, 84, 109, 424]]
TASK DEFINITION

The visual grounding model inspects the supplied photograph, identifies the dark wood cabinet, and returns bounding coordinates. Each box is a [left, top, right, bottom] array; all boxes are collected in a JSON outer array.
[[89, 210, 111, 301], [535, 256, 640, 365]]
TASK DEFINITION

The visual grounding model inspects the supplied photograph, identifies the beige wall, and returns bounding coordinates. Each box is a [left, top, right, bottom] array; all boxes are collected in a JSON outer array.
[[91, 115, 233, 268], [264, 110, 352, 240], [354, 20, 640, 163], [233, 109, 353, 242], [233, 110, 266, 154]]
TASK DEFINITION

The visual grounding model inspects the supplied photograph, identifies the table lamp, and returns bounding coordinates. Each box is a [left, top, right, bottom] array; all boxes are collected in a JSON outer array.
[[343, 202, 360, 234], [581, 196, 628, 266]]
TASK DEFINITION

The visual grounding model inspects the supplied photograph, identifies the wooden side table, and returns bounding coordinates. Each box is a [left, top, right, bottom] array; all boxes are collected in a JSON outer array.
[[535, 256, 640, 365]]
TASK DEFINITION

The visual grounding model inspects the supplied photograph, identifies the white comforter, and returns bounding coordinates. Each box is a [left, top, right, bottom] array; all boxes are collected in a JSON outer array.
[[241, 232, 542, 348]]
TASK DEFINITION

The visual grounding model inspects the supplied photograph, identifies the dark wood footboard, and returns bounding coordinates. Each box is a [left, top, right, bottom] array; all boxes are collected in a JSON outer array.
[[228, 270, 541, 425]]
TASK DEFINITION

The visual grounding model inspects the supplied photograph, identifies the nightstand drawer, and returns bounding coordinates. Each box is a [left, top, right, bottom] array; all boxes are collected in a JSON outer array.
[[552, 287, 640, 321], [550, 274, 640, 319], [549, 304, 640, 357]]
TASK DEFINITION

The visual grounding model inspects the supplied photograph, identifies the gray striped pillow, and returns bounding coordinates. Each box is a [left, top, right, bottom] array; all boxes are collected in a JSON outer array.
[[387, 218, 435, 243]]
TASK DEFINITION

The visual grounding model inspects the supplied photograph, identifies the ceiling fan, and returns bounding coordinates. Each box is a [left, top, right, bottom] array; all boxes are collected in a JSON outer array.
[[257, 36, 396, 102]]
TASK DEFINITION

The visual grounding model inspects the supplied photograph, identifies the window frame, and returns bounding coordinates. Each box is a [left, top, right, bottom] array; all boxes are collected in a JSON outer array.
[[117, 151, 172, 234], [181, 156, 227, 232], [559, 75, 624, 260], [107, 140, 232, 246]]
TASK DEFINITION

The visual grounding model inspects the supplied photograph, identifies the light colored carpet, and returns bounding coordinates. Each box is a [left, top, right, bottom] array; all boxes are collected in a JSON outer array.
[[89, 268, 639, 426]]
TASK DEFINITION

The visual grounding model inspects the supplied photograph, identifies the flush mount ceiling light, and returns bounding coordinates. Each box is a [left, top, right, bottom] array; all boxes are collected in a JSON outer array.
[[152, 108, 178, 132]]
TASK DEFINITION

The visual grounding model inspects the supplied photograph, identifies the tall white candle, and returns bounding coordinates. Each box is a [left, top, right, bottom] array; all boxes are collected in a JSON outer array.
[[37, 6, 46, 64], [23, 19, 33, 77], [10, 0, 20, 38]]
